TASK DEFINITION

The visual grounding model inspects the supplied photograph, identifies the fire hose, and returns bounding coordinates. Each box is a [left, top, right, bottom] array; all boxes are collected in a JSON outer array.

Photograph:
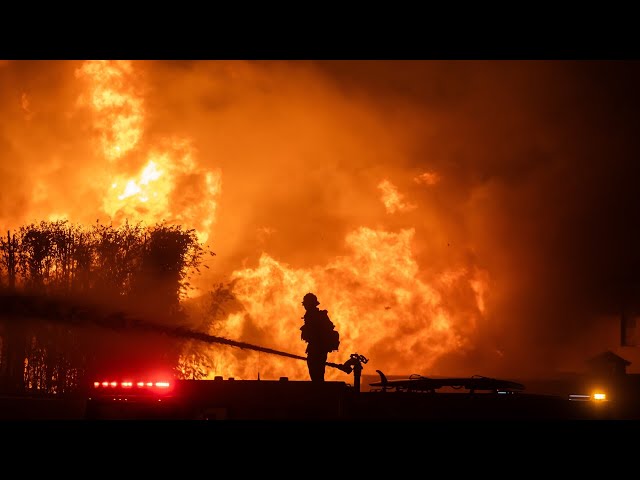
[[0, 290, 369, 385]]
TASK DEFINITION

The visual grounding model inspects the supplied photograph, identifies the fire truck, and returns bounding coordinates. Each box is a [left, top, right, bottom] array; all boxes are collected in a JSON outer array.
[[85, 353, 609, 421], [0, 290, 620, 421]]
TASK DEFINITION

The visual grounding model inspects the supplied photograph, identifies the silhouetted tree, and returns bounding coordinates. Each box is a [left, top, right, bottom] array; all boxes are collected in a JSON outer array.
[[0, 230, 18, 289], [0, 219, 212, 395], [90, 221, 145, 304], [130, 223, 205, 318], [0, 230, 18, 391], [16, 221, 56, 292]]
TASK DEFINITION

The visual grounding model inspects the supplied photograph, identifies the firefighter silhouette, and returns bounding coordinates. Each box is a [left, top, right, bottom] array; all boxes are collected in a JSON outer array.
[[300, 292, 339, 382]]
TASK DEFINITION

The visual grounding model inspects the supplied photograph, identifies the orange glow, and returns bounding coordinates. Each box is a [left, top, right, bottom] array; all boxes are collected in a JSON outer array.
[[75, 60, 143, 161], [6, 60, 640, 386], [593, 392, 606, 401], [75, 60, 222, 244], [102, 143, 222, 244], [469, 269, 489, 315], [414, 171, 440, 186], [21, 93, 33, 121], [377, 179, 416, 213], [201, 226, 483, 380], [3, 61, 503, 381]]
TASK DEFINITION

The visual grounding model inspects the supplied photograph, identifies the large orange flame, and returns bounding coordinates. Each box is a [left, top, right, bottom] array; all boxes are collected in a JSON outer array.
[[199, 227, 488, 380], [76, 60, 221, 244], [75, 61, 490, 380], [76, 60, 143, 161], [1, 60, 493, 381]]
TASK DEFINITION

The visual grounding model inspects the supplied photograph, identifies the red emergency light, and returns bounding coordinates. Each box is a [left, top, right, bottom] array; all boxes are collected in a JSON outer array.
[[92, 380, 173, 390]]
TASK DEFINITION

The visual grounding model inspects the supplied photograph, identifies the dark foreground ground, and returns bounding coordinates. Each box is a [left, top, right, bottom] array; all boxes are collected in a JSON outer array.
[[0, 385, 617, 422], [0, 395, 87, 420], [3, 373, 640, 421]]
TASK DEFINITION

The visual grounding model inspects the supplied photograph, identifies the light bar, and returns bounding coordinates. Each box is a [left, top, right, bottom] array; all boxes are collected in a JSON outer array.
[[93, 380, 172, 389]]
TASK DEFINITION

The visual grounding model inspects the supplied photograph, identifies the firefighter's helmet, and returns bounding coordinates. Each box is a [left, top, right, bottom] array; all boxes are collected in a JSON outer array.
[[302, 292, 320, 307]]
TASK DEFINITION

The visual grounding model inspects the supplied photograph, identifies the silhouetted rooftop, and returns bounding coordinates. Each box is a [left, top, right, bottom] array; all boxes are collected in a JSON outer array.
[[587, 350, 631, 368]]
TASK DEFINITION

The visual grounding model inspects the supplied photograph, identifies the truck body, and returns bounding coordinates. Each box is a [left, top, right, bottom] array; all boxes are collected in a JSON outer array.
[[85, 373, 609, 421]]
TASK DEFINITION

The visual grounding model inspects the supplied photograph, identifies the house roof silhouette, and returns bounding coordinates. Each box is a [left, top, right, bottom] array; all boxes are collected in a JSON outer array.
[[586, 350, 631, 373]]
